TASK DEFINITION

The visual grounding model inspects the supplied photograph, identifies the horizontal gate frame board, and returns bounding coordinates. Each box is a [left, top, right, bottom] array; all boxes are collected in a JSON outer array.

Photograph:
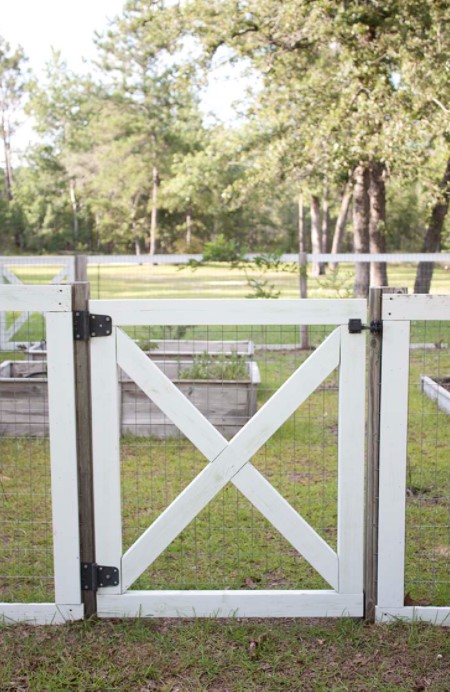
[[0, 285, 71, 312], [376, 607, 450, 627], [89, 298, 366, 326], [382, 294, 450, 321], [97, 591, 363, 618], [0, 604, 84, 626]]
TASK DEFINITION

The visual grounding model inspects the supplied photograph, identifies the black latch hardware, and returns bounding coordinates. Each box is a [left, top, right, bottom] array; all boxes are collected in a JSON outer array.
[[348, 319, 382, 335], [81, 562, 119, 591], [73, 312, 112, 340]]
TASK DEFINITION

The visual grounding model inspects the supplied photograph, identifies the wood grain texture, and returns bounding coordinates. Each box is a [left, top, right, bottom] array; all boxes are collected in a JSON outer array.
[[98, 591, 363, 618], [90, 298, 367, 326]]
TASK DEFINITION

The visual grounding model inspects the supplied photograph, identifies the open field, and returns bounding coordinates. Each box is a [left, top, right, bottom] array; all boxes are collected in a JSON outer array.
[[6, 259, 450, 300]]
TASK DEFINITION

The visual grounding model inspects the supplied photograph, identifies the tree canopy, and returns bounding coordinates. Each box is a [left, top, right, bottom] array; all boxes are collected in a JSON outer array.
[[0, 0, 448, 291]]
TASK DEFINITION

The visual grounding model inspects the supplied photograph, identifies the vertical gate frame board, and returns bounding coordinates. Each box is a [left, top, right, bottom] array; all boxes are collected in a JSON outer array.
[[376, 293, 450, 626], [90, 326, 122, 595], [91, 297, 367, 618], [46, 312, 83, 609], [0, 285, 83, 625], [377, 321, 410, 611], [337, 326, 365, 595]]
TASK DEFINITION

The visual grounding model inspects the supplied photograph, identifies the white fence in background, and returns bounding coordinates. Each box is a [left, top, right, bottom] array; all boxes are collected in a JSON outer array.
[[0, 257, 75, 349], [1, 252, 449, 267], [0, 285, 82, 625]]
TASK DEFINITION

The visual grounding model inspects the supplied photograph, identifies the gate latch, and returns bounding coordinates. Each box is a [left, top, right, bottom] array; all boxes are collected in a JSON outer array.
[[348, 319, 382, 335], [73, 312, 112, 340], [81, 562, 119, 592]]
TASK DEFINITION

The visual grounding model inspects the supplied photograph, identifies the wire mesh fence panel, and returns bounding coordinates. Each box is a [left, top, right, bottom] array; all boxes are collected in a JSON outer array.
[[406, 320, 450, 607], [0, 311, 54, 602]]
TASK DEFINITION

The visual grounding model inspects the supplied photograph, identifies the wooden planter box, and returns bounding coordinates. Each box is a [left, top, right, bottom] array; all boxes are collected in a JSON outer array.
[[0, 361, 49, 436], [0, 358, 260, 439], [120, 359, 259, 439], [26, 339, 254, 361], [420, 375, 450, 415]]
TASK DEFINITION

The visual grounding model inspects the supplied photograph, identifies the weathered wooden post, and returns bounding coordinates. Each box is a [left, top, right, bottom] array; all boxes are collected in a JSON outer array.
[[73, 281, 96, 617], [74, 255, 88, 283]]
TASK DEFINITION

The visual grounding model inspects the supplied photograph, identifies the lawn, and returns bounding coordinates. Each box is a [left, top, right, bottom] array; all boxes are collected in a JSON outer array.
[[0, 617, 449, 691]]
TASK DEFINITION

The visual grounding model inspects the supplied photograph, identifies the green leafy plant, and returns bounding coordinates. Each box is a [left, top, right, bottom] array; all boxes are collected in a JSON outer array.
[[202, 235, 244, 263], [179, 352, 248, 381], [316, 269, 353, 298]]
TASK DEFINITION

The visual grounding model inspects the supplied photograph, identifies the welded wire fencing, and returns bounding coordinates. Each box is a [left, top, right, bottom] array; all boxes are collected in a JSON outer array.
[[0, 310, 54, 603], [119, 323, 338, 592], [405, 320, 450, 607]]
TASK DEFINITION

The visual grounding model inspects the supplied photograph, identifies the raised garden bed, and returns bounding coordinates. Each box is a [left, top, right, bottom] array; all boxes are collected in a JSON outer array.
[[25, 339, 254, 361], [420, 375, 450, 415], [0, 357, 260, 438]]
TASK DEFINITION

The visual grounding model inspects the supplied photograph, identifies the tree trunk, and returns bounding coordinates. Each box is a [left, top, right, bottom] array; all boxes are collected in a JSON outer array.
[[1, 115, 13, 202], [353, 164, 370, 297], [330, 181, 352, 271], [186, 211, 192, 248], [310, 194, 324, 275], [69, 177, 79, 248], [149, 166, 159, 255], [414, 156, 450, 293], [369, 161, 388, 287], [322, 187, 330, 255], [298, 192, 309, 349]]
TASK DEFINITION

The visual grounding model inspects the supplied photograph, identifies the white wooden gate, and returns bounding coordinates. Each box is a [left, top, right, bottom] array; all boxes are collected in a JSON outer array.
[[90, 298, 366, 618], [0, 285, 82, 624]]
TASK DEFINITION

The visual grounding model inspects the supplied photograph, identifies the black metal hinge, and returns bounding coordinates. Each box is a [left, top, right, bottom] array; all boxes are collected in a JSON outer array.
[[73, 311, 112, 340], [81, 562, 119, 592], [348, 319, 383, 335]]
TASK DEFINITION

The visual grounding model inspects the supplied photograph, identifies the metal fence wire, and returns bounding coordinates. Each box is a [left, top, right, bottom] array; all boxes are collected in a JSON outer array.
[[120, 323, 338, 591], [405, 321, 450, 607], [0, 310, 54, 603]]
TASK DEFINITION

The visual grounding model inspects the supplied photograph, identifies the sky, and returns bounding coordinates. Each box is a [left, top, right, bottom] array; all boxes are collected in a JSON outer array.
[[0, 0, 255, 155]]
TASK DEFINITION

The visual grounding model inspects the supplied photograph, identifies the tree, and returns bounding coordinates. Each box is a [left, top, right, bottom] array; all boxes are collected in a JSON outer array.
[[0, 37, 27, 218], [185, 0, 449, 293], [94, 0, 204, 254]]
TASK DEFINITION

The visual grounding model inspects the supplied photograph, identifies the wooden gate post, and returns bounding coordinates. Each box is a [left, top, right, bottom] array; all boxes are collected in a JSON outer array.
[[74, 255, 88, 283], [73, 281, 97, 617], [365, 286, 407, 621], [365, 287, 383, 621]]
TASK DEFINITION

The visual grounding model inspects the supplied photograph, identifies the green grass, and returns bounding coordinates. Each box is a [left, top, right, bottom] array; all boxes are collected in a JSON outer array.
[[0, 618, 449, 690]]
